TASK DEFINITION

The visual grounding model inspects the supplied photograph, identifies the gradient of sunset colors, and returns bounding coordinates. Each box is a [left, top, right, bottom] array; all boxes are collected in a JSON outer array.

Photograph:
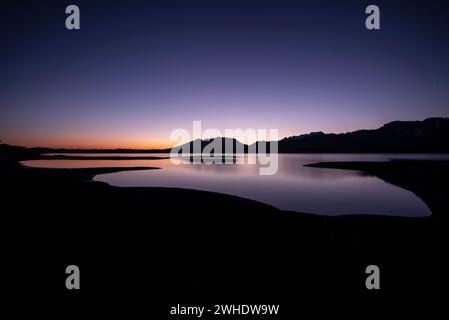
[[1, 0, 449, 149]]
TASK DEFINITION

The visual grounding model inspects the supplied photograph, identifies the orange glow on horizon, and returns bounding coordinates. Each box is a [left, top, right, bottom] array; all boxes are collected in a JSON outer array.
[[6, 137, 175, 150], [3, 121, 378, 150]]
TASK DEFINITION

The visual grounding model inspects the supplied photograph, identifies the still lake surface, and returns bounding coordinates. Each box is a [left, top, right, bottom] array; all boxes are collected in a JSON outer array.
[[23, 153, 449, 216]]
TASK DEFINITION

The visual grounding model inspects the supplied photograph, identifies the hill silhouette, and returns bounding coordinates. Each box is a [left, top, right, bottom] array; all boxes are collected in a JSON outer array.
[[174, 117, 449, 153], [278, 117, 449, 153], [172, 137, 248, 154]]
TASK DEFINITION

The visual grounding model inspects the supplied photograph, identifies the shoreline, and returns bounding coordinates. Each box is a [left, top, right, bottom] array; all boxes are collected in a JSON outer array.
[[17, 154, 449, 219], [3, 151, 449, 298]]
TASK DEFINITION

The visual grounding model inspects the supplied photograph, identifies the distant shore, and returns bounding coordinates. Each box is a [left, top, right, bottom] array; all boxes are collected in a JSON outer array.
[[39, 155, 169, 160]]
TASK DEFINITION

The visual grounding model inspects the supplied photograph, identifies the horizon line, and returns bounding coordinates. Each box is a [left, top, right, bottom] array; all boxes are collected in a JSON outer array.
[[2, 116, 447, 151]]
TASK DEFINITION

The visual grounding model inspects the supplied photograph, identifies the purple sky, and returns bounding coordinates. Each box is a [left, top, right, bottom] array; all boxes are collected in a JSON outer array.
[[1, 0, 448, 148]]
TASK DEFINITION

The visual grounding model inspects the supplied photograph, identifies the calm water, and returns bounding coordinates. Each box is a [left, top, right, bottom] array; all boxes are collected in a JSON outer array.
[[23, 153, 449, 216]]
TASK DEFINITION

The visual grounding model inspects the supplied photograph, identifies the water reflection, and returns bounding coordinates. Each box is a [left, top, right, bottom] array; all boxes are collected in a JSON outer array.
[[22, 153, 446, 216]]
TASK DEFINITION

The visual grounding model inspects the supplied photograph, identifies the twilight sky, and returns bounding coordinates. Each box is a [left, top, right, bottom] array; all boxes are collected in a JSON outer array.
[[1, 0, 449, 148]]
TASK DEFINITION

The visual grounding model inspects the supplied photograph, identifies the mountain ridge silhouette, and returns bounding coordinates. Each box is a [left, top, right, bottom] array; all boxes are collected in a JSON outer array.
[[2, 117, 448, 154]]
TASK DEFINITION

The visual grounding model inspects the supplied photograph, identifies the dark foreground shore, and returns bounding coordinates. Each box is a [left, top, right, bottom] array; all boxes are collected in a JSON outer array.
[[2, 148, 448, 311]]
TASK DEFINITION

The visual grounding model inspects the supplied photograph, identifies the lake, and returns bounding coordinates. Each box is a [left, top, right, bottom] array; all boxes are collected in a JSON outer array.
[[22, 153, 449, 216]]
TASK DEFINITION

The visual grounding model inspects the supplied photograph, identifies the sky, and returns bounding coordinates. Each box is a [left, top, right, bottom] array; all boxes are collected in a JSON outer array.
[[1, 0, 449, 149]]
